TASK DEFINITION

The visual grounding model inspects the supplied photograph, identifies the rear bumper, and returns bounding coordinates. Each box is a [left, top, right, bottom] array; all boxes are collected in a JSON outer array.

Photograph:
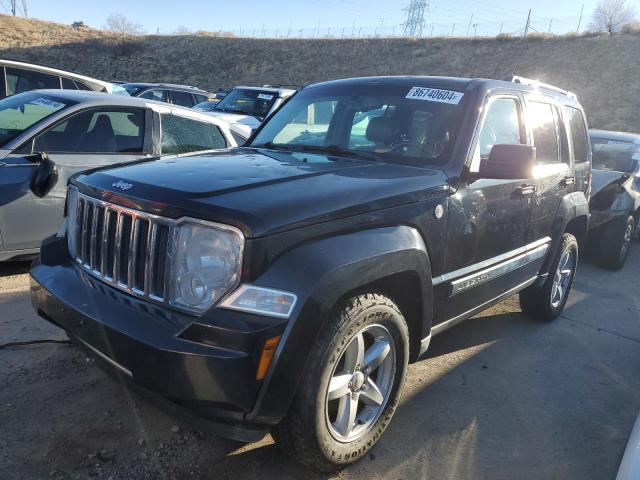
[[30, 237, 288, 441]]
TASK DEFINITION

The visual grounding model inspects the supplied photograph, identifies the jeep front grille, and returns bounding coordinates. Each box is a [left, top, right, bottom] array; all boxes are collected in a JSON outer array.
[[71, 191, 173, 303]]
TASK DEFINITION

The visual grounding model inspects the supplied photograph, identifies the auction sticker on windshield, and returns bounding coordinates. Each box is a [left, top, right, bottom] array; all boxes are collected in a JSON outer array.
[[257, 94, 274, 100], [406, 87, 464, 105]]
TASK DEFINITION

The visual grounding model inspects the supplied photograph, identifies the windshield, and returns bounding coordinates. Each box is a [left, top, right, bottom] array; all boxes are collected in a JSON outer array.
[[214, 88, 278, 119], [193, 101, 219, 112], [0, 92, 74, 147], [591, 137, 640, 173], [250, 83, 467, 165]]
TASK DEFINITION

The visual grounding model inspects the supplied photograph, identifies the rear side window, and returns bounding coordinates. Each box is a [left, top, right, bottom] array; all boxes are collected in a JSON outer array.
[[194, 94, 208, 104], [34, 108, 145, 153], [62, 77, 78, 89], [566, 107, 589, 163], [161, 114, 227, 154], [6, 67, 60, 96], [528, 101, 559, 165], [170, 90, 195, 107]]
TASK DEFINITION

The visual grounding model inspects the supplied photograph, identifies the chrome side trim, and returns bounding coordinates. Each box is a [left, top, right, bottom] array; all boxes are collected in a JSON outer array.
[[418, 334, 432, 357], [433, 236, 551, 286], [76, 337, 132, 377], [431, 276, 538, 336], [450, 243, 548, 296]]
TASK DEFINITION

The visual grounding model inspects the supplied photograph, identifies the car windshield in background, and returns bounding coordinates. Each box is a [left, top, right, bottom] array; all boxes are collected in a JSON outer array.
[[214, 88, 278, 119], [591, 137, 639, 173], [193, 101, 219, 112], [0, 92, 73, 147], [250, 84, 467, 165]]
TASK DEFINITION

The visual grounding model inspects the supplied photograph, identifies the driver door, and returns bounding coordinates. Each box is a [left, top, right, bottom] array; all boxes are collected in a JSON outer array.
[[0, 107, 151, 251]]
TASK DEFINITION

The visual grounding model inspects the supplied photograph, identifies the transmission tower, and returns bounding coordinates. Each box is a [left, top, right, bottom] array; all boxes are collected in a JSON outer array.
[[402, 0, 428, 37]]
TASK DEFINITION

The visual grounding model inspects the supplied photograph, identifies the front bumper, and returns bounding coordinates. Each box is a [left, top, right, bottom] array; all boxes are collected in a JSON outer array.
[[30, 236, 288, 441]]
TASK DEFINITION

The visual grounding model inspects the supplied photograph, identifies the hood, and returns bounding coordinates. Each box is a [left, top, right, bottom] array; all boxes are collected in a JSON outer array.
[[591, 169, 630, 197], [74, 148, 449, 238]]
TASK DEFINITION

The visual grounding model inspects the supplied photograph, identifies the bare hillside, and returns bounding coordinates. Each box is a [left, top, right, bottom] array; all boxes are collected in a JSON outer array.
[[1, 14, 639, 131]]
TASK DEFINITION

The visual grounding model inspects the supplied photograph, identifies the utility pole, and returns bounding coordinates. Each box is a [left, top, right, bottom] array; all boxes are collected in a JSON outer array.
[[402, 0, 428, 37], [523, 9, 531, 37], [466, 13, 474, 36], [430, 23, 434, 37], [451, 23, 455, 37], [11, 0, 16, 15], [548, 18, 553, 33], [576, 4, 584, 33], [473, 23, 478, 37], [500, 21, 503, 34]]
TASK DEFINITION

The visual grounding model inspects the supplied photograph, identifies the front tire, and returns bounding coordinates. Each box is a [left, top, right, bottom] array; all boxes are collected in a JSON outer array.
[[520, 233, 578, 321], [273, 293, 409, 472]]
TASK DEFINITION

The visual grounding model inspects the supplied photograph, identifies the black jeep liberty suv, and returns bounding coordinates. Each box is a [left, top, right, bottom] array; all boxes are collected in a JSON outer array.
[[31, 76, 591, 471]]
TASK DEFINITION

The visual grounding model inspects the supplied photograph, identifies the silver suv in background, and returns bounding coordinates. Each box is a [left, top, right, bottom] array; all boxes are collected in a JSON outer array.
[[0, 59, 128, 98], [122, 83, 214, 108], [0, 90, 237, 261]]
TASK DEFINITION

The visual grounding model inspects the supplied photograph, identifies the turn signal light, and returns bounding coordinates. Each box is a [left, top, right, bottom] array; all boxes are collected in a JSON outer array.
[[256, 336, 281, 380]]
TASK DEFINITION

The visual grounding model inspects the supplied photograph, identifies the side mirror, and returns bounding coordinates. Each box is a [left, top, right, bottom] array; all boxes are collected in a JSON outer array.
[[30, 152, 58, 198], [479, 144, 537, 180]]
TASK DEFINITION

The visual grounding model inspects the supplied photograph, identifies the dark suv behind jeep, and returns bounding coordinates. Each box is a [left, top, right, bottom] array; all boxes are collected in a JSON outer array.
[[31, 75, 591, 471]]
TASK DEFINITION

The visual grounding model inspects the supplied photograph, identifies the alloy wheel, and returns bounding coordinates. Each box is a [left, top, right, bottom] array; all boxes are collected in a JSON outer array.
[[325, 324, 396, 442], [551, 248, 576, 309]]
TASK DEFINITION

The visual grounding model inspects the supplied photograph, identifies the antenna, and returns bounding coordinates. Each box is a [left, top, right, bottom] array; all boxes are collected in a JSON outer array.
[[402, 0, 428, 37]]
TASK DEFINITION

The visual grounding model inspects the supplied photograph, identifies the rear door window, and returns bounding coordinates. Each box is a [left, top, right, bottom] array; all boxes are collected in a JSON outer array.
[[566, 107, 589, 163], [0, 67, 6, 98], [528, 101, 560, 165], [160, 114, 227, 154], [170, 90, 195, 107], [6, 67, 61, 96], [34, 108, 145, 153]]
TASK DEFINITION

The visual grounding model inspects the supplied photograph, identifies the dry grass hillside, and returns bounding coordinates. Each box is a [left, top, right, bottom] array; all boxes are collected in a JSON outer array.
[[1, 14, 639, 131]]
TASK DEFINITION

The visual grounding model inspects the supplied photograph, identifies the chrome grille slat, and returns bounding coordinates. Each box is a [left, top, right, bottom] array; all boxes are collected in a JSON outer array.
[[145, 222, 158, 296], [69, 192, 173, 306], [101, 208, 111, 278], [128, 216, 139, 292], [90, 206, 99, 270]]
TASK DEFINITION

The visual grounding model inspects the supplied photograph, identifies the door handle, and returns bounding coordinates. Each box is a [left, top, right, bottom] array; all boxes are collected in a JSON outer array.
[[516, 184, 536, 196], [561, 176, 575, 186]]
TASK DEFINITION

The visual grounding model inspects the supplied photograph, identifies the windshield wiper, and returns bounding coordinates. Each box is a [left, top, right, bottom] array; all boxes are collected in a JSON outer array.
[[251, 142, 380, 162]]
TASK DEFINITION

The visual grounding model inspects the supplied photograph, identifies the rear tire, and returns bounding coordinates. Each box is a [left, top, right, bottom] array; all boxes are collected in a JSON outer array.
[[520, 233, 578, 321], [273, 293, 409, 472], [600, 215, 634, 271]]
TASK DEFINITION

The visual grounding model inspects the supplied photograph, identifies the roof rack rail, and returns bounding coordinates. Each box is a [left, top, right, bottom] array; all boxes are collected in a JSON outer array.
[[511, 75, 577, 101]]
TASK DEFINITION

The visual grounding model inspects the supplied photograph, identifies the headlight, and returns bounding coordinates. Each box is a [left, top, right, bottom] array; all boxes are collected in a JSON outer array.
[[168, 219, 244, 313]]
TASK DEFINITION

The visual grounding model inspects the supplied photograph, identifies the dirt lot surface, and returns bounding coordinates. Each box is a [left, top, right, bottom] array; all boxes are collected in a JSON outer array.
[[1, 251, 639, 480]]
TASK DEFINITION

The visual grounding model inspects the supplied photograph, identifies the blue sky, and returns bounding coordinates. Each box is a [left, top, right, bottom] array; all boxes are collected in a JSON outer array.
[[18, 0, 602, 37]]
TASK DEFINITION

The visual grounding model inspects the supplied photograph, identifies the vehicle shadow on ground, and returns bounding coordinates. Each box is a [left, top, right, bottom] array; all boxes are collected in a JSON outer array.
[[0, 261, 30, 277], [210, 296, 638, 480]]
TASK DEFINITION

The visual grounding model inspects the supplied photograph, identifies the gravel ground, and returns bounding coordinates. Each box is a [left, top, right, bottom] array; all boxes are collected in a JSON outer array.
[[1, 251, 639, 479]]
